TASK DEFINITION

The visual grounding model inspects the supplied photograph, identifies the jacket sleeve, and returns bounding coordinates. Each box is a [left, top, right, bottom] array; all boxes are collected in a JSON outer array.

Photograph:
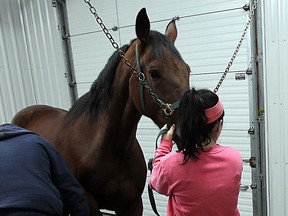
[[48, 145, 89, 216], [149, 138, 173, 196]]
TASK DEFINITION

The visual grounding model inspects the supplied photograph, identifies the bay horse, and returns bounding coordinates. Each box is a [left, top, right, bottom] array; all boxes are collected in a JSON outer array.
[[12, 8, 190, 216]]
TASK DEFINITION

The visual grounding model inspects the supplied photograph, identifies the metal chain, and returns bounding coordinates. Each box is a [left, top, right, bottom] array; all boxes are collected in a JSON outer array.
[[83, 0, 136, 72], [213, 0, 259, 93], [83, 0, 174, 114]]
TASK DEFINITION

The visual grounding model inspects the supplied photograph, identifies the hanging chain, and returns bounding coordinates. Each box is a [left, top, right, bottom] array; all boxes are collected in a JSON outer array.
[[213, 0, 259, 93], [83, 0, 135, 72], [83, 0, 174, 114]]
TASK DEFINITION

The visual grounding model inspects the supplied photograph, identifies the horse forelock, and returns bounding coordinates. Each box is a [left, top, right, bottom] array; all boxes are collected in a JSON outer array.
[[65, 44, 130, 124], [149, 30, 182, 60]]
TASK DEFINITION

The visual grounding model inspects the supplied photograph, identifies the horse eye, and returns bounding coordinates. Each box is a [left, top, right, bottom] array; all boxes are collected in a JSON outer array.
[[149, 70, 160, 79]]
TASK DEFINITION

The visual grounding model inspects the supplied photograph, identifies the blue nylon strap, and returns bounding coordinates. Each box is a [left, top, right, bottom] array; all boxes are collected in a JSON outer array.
[[139, 82, 146, 115], [155, 128, 168, 149], [147, 128, 168, 172], [135, 44, 147, 115], [147, 128, 168, 216], [171, 100, 180, 110], [148, 185, 161, 216]]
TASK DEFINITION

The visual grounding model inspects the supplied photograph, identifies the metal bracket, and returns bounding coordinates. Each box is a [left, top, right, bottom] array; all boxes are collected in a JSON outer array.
[[248, 127, 255, 135], [69, 80, 76, 87], [112, 26, 118, 31], [62, 33, 70, 40], [243, 156, 256, 168], [250, 156, 256, 168], [235, 73, 246, 80], [250, 183, 257, 190], [51, 0, 57, 8], [240, 185, 249, 191], [243, 4, 250, 11], [246, 67, 252, 75], [172, 16, 180, 21]]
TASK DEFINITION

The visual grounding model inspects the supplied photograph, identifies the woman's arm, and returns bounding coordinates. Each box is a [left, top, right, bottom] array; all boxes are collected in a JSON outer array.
[[149, 125, 175, 196]]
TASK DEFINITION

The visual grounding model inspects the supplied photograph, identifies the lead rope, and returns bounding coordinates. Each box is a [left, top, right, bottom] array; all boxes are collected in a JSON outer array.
[[148, 128, 168, 216], [147, 99, 180, 215], [148, 111, 177, 216]]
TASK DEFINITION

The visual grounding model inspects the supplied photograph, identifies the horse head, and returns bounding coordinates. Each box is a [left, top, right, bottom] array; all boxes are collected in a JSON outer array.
[[129, 8, 190, 129]]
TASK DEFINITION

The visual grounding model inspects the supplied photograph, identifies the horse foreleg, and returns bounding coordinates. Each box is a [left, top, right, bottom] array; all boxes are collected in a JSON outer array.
[[84, 191, 103, 216], [115, 197, 143, 216]]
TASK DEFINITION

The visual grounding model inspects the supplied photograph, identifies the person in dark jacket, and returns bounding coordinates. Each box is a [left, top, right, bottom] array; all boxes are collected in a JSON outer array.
[[0, 123, 89, 216]]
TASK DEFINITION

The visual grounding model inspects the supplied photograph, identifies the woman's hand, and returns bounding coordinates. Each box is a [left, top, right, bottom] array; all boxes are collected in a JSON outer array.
[[161, 124, 176, 141]]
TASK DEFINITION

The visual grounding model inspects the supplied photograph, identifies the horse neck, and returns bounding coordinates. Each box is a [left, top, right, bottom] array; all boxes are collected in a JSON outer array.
[[101, 46, 142, 148]]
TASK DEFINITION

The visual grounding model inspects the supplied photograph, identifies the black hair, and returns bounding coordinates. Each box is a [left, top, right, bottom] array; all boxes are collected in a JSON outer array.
[[177, 87, 224, 163], [64, 44, 130, 125]]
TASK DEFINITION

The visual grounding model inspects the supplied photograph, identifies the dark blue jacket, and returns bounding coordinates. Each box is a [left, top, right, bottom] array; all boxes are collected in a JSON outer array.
[[0, 124, 89, 216]]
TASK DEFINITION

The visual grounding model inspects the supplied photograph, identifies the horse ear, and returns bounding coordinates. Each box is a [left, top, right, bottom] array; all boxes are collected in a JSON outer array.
[[165, 20, 177, 43], [135, 8, 150, 43]]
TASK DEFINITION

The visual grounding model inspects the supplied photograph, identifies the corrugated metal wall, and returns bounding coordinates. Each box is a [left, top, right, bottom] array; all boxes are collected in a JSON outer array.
[[0, 0, 71, 124], [66, 0, 253, 215], [262, 0, 288, 215]]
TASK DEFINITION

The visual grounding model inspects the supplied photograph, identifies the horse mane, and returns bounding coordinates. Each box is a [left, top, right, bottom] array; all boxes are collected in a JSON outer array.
[[65, 44, 130, 124], [65, 31, 182, 125]]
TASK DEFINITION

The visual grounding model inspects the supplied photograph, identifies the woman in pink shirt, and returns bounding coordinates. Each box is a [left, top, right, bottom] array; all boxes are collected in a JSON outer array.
[[149, 88, 243, 216]]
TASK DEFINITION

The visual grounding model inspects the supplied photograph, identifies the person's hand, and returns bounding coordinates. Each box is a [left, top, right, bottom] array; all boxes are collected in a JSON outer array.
[[161, 124, 176, 141]]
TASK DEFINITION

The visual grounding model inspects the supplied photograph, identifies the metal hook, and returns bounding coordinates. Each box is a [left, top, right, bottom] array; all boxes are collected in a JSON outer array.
[[162, 104, 174, 116]]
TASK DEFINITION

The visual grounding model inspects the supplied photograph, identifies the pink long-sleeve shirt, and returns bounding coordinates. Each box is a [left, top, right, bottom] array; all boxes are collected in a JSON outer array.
[[149, 139, 243, 216]]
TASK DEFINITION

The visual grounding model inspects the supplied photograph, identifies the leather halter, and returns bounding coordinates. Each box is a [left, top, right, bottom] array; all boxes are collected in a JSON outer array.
[[135, 44, 180, 126]]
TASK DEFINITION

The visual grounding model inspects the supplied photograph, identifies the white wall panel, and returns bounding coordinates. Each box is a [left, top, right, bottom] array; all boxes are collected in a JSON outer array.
[[0, 0, 71, 124], [70, 33, 116, 84], [117, 0, 246, 27], [66, 0, 118, 36], [119, 10, 248, 75], [262, 0, 288, 215], [0, 0, 34, 123], [66, 0, 119, 97]]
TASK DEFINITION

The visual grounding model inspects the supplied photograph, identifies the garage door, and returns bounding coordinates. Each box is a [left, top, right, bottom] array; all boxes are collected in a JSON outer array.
[[0, 0, 72, 123], [66, 0, 253, 215]]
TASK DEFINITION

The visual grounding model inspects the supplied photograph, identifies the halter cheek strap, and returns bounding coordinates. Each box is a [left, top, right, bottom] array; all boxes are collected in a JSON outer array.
[[204, 100, 224, 124], [135, 44, 179, 119]]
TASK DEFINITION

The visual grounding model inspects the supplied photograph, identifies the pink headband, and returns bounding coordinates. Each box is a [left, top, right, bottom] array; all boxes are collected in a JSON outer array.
[[204, 100, 224, 124]]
